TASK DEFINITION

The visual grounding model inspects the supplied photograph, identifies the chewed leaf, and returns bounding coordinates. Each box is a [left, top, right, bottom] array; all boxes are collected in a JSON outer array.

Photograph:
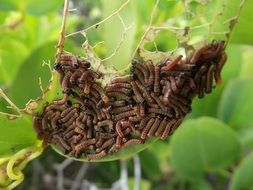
[[33, 41, 228, 162]]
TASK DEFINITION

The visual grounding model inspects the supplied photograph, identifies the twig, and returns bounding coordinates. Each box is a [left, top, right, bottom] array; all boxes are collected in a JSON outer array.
[[0, 88, 21, 116], [56, 0, 70, 63]]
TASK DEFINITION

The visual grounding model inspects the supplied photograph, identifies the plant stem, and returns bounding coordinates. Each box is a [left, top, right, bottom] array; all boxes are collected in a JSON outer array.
[[56, 0, 70, 63]]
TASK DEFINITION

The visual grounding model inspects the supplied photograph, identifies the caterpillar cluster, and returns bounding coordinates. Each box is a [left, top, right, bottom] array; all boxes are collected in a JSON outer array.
[[33, 41, 227, 160]]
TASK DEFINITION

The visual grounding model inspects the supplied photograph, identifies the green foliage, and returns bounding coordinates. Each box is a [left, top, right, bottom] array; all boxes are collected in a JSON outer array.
[[170, 117, 242, 179]]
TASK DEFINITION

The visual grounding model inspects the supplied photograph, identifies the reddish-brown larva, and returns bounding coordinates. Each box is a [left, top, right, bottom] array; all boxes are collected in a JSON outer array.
[[147, 108, 173, 117], [92, 83, 109, 103], [131, 81, 144, 103], [114, 110, 137, 121], [154, 66, 161, 95], [115, 122, 124, 137], [111, 105, 132, 114], [161, 55, 183, 71], [53, 94, 69, 105], [146, 60, 155, 87], [111, 75, 132, 84], [61, 71, 72, 92], [147, 117, 162, 137], [132, 67, 146, 85], [70, 70, 82, 84], [206, 64, 216, 93], [97, 120, 113, 129], [53, 134, 71, 153], [132, 59, 149, 84], [160, 119, 177, 140], [51, 111, 61, 129], [108, 92, 131, 101], [141, 118, 155, 140], [86, 150, 107, 160], [155, 117, 169, 137], [121, 139, 142, 148], [107, 83, 131, 91], [74, 138, 96, 153], [190, 44, 213, 64], [214, 51, 227, 85], [96, 138, 115, 152]]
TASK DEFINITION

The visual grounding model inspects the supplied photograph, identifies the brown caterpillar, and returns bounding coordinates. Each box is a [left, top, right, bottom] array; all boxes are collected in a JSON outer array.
[[33, 41, 227, 160]]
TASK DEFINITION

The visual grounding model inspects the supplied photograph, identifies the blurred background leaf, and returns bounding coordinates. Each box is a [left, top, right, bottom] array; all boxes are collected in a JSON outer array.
[[230, 153, 253, 190], [170, 117, 242, 179]]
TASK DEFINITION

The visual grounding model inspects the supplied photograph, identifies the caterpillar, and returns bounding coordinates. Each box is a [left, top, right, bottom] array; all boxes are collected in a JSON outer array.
[[33, 41, 227, 160]]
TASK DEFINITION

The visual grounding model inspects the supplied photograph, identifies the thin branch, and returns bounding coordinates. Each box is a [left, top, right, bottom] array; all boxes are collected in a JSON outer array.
[[101, 13, 134, 62], [0, 88, 21, 116], [56, 0, 70, 63]]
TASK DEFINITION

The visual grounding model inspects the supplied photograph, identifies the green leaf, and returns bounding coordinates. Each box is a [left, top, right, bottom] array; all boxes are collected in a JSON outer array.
[[51, 138, 158, 162], [230, 153, 253, 190], [230, 0, 253, 45], [25, 0, 63, 16], [100, 0, 136, 70], [0, 115, 37, 157], [218, 77, 253, 129], [170, 117, 242, 179]]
